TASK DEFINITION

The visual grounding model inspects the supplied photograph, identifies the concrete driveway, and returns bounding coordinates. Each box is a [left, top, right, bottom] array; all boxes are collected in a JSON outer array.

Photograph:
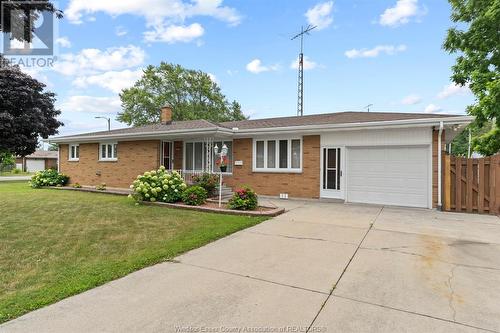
[[2, 200, 500, 333]]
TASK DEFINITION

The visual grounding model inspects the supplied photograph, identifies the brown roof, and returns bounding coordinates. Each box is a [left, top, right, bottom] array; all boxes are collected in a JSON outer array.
[[219, 111, 458, 130], [60, 120, 218, 138], [51, 111, 465, 141], [25, 150, 58, 159]]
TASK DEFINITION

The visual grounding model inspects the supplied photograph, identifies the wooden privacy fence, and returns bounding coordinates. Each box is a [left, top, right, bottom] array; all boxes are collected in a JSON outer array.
[[442, 154, 500, 215]]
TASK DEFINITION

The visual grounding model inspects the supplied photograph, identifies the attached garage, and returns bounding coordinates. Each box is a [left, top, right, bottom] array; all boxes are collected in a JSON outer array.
[[346, 146, 430, 208], [26, 159, 46, 172], [320, 127, 434, 209]]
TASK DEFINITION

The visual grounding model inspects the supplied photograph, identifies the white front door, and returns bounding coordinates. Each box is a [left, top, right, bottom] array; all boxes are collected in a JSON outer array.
[[161, 141, 174, 169], [320, 147, 344, 199]]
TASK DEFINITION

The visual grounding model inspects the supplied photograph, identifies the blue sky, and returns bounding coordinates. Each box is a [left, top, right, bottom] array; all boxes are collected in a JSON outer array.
[[11, 0, 474, 135]]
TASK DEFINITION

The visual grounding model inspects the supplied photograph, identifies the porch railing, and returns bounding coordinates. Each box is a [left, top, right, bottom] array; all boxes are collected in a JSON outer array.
[[172, 169, 205, 184]]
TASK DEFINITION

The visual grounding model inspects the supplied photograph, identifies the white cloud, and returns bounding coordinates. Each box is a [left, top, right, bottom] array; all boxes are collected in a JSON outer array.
[[437, 83, 471, 99], [59, 96, 122, 114], [379, 0, 426, 27], [401, 94, 422, 105], [424, 104, 442, 114], [66, 0, 241, 24], [290, 56, 318, 70], [246, 59, 279, 74], [53, 45, 145, 76], [115, 26, 128, 36], [55, 36, 72, 48], [305, 1, 333, 30], [345, 44, 407, 58], [144, 23, 204, 43], [73, 69, 143, 93], [65, 0, 241, 44]]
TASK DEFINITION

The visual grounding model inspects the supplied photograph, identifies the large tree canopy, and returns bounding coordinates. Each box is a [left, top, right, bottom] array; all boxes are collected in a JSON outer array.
[[443, 0, 500, 156], [117, 62, 247, 126], [0, 60, 62, 157]]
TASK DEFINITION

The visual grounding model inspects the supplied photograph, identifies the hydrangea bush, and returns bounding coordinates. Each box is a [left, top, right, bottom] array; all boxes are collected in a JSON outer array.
[[129, 166, 187, 203], [30, 169, 69, 188], [228, 186, 258, 210], [182, 186, 208, 206]]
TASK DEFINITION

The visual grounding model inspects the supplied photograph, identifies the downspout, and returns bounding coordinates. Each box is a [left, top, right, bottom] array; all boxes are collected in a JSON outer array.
[[437, 121, 444, 210]]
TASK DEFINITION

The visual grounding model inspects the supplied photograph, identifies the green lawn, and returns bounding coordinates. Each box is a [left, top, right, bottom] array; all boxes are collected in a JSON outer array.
[[0, 171, 32, 176], [0, 182, 266, 323]]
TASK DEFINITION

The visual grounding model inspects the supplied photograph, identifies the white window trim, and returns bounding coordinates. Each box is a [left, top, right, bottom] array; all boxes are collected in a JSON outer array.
[[252, 138, 303, 173], [99, 142, 118, 161], [183, 140, 233, 174], [68, 143, 79, 161]]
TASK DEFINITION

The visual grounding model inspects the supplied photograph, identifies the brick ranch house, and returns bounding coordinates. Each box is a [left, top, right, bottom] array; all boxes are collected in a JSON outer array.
[[49, 107, 472, 209]]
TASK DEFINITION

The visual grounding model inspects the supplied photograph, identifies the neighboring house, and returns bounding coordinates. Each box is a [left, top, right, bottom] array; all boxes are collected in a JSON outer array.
[[49, 107, 472, 209], [16, 150, 58, 172]]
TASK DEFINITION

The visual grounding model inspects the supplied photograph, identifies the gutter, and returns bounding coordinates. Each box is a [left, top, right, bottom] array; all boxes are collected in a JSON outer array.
[[48, 127, 232, 144], [437, 121, 444, 210]]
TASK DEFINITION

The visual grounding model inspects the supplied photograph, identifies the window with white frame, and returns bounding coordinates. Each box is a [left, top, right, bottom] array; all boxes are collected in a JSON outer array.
[[253, 138, 302, 172], [99, 142, 118, 161], [69, 144, 79, 161], [184, 140, 233, 172]]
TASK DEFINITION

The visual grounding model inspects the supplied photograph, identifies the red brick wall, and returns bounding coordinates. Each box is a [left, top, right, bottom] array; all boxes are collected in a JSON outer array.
[[225, 135, 321, 198], [59, 140, 160, 188]]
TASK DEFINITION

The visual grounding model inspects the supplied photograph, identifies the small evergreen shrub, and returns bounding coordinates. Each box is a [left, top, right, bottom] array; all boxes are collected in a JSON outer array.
[[191, 173, 219, 197], [12, 168, 21, 174], [95, 183, 106, 191], [130, 166, 187, 203], [30, 169, 69, 188], [228, 186, 258, 210], [182, 186, 208, 206]]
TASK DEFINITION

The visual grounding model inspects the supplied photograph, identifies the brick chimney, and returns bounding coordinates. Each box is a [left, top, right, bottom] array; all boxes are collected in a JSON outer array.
[[160, 105, 173, 124]]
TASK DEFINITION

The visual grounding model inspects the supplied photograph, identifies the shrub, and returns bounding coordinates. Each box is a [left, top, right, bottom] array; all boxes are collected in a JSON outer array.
[[191, 173, 219, 197], [130, 166, 187, 203], [72, 183, 82, 188], [228, 186, 258, 210], [182, 186, 208, 206], [12, 168, 21, 174], [30, 169, 69, 188], [95, 183, 106, 191]]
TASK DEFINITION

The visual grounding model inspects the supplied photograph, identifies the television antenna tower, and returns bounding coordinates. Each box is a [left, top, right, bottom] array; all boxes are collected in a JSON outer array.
[[291, 24, 316, 117]]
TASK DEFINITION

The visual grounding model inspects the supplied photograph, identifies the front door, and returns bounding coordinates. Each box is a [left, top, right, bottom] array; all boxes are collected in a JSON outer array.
[[162, 141, 173, 170], [320, 147, 344, 199]]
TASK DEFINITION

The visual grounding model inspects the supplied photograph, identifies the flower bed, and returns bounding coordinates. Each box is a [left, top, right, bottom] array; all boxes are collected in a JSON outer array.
[[48, 186, 285, 217]]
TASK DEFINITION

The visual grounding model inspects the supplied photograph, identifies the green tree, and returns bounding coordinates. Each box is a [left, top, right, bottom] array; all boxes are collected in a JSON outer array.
[[48, 143, 58, 151], [0, 152, 15, 172], [451, 122, 494, 156], [443, 0, 500, 156], [0, 60, 62, 157], [118, 63, 247, 126]]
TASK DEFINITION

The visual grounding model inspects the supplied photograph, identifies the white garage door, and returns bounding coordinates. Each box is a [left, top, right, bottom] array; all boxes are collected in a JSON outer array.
[[26, 159, 46, 172], [346, 146, 430, 208]]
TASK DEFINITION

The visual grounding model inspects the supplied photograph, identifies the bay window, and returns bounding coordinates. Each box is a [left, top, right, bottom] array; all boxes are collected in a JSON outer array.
[[253, 138, 302, 172]]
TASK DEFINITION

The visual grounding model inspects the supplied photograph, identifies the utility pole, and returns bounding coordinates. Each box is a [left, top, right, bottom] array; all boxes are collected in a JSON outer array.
[[364, 104, 373, 112], [291, 25, 316, 117]]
